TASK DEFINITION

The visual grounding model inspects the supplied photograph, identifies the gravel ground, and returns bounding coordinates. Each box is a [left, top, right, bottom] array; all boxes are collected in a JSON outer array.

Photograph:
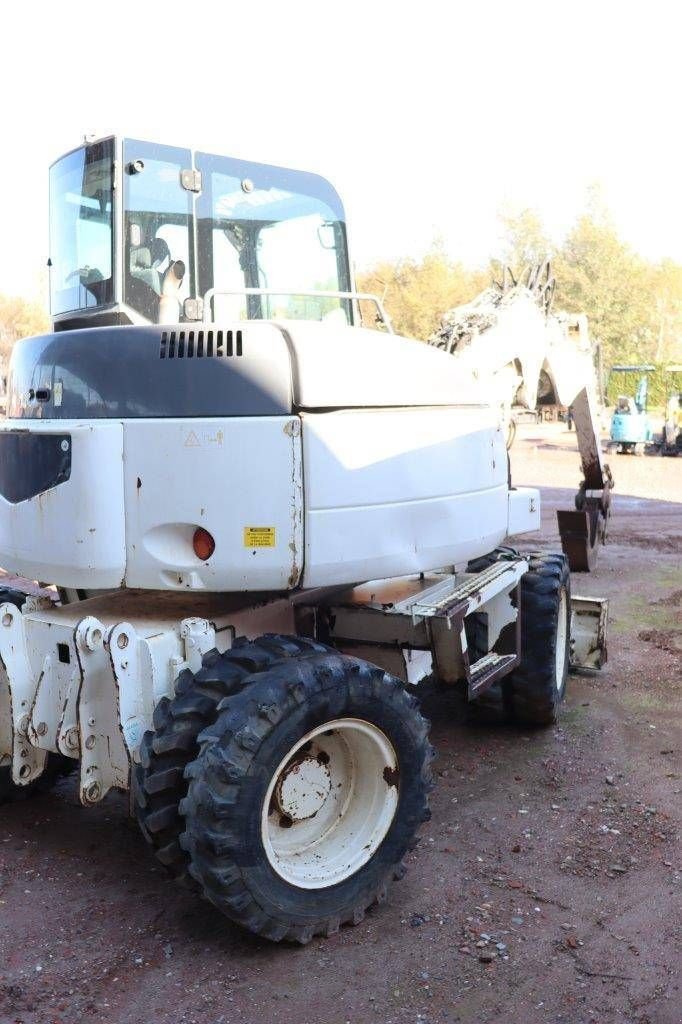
[[0, 425, 680, 1024]]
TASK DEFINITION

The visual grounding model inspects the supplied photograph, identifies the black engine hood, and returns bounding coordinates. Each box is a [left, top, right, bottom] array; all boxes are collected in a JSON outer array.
[[6, 324, 292, 420]]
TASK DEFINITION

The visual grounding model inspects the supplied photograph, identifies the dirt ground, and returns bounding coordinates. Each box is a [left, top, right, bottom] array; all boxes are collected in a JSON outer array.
[[1, 426, 680, 1024]]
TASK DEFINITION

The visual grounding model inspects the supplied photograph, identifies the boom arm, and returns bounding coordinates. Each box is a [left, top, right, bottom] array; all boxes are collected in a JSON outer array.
[[429, 263, 613, 572]]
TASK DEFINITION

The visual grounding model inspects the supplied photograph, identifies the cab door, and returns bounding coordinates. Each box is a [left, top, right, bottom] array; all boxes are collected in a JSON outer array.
[[122, 139, 195, 323]]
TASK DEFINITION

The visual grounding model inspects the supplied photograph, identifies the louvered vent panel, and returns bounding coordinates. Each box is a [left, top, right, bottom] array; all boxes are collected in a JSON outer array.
[[159, 329, 244, 359]]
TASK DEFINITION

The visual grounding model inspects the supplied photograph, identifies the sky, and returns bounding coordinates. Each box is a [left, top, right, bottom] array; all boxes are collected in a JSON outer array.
[[2, 0, 681, 301]]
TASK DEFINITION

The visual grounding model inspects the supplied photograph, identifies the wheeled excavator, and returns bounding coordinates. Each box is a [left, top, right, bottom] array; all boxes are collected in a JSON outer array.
[[0, 137, 607, 943]]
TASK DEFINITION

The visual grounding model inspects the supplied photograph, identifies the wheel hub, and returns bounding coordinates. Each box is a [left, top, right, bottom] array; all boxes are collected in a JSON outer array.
[[262, 718, 399, 889], [275, 754, 332, 821]]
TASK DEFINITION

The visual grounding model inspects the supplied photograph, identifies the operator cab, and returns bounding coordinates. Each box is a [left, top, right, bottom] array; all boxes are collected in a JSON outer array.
[[49, 136, 353, 331]]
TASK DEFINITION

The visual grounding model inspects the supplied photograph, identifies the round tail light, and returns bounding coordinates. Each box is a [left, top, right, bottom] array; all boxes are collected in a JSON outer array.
[[193, 527, 215, 561]]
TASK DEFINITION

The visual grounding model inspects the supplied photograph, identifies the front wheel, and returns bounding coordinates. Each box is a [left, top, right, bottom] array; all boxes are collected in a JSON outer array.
[[504, 552, 571, 726], [180, 652, 433, 943]]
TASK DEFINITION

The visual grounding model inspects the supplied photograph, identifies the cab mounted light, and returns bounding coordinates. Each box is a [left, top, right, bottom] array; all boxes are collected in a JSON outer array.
[[193, 528, 215, 561]]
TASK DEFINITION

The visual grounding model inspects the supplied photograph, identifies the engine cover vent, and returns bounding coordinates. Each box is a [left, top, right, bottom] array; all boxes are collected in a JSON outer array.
[[159, 329, 243, 359]]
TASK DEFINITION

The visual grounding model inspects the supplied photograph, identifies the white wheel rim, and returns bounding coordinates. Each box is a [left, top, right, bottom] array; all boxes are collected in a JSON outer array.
[[555, 589, 568, 690], [261, 718, 399, 889]]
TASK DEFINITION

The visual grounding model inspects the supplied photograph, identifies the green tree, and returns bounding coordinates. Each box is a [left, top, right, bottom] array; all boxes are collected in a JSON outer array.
[[0, 294, 49, 365], [494, 205, 552, 280], [553, 205, 656, 367], [650, 259, 682, 364], [494, 195, 675, 368], [357, 243, 486, 340]]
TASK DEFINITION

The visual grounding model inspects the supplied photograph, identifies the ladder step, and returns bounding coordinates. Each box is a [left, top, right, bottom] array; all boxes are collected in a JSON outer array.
[[468, 652, 517, 699], [410, 560, 523, 620]]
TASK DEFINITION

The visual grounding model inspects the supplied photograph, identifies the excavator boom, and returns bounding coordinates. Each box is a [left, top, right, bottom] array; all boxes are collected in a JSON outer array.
[[429, 263, 613, 572]]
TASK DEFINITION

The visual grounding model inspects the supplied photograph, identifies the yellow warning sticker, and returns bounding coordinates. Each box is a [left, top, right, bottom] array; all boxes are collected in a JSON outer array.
[[243, 526, 277, 548]]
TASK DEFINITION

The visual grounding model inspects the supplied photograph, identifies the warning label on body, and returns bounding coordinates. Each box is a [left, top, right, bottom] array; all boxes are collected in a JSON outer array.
[[243, 526, 277, 548]]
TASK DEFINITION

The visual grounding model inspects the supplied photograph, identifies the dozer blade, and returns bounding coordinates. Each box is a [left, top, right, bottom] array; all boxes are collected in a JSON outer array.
[[557, 508, 602, 573], [570, 595, 608, 671]]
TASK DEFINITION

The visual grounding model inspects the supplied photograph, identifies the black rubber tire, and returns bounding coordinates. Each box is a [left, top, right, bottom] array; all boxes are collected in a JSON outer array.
[[180, 652, 433, 943], [505, 552, 570, 726], [133, 634, 328, 888], [0, 755, 76, 805], [467, 549, 571, 727]]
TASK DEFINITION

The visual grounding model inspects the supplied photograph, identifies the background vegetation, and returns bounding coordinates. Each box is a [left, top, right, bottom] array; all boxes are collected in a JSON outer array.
[[0, 294, 49, 371]]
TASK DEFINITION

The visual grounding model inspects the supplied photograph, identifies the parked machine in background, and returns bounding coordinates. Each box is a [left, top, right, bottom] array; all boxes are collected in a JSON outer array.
[[607, 365, 655, 455], [0, 136, 608, 944], [657, 365, 682, 456]]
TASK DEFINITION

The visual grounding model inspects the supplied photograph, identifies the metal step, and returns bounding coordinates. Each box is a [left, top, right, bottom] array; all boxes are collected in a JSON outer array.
[[407, 559, 527, 623], [468, 652, 517, 699]]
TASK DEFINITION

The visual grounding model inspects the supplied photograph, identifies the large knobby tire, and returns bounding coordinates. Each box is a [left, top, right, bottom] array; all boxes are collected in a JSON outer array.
[[133, 634, 327, 888], [180, 652, 433, 943], [468, 549, 571, 727], [506, 552, 570, 726]]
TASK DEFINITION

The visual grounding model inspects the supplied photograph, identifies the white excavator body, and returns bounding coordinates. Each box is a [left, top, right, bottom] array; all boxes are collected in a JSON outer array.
[[0, 320, 537, 592]]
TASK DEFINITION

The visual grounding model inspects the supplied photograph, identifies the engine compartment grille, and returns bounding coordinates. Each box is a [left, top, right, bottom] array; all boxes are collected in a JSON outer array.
[[159, 329, 243, 359], [8, 324, 291, 419]]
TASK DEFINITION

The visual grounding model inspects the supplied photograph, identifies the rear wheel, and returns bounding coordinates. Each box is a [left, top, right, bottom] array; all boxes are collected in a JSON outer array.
[[133, 634, 327, 888], [181, 652, 433, 943]]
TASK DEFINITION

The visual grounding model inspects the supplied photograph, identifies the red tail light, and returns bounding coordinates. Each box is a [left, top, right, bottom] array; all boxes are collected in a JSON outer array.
[[193, 527, 215, 561]]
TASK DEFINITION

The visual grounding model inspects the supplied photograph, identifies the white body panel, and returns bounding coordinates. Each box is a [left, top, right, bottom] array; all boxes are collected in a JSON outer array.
[[0, 326, 541, 593], [279, 322, 483, 408], [300, 407, 510, 587], [0, 417, 302, 592], [508, 487, 541, 535], [122, 417, 302, 591], [0, 421, 126, 589]]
